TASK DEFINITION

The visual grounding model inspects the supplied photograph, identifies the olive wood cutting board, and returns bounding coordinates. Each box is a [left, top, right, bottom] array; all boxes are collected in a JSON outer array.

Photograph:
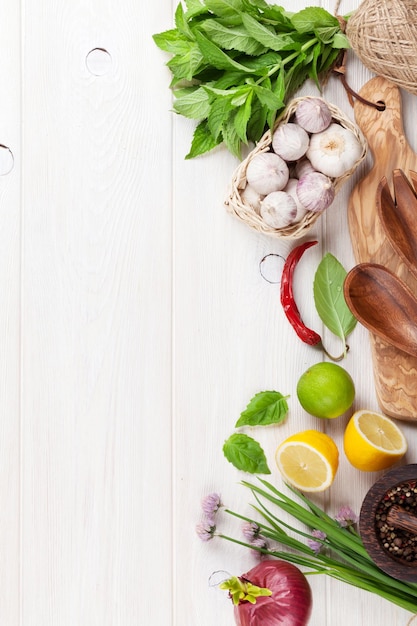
[[348, 76, 417, 420]]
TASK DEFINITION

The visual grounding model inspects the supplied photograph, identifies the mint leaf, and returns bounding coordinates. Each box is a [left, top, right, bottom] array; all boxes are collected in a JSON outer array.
[[167, 42, 205, 81], [253, 84, 283, 110], [313, 253, 357, 348], [291, 7, 339, 33], [207, 96, 234, 139], [205, 0, 243, 17], [175, 2, 194, 38], [173, 86, 211, 119], [240, 13, 297, 52], [185, 120, 222, 159], [201, 20, 267, 55], [246, 97, 267, 142], [223, 433, 270, 474], [234, 90, 253, 142], [222, 111, 243, 158], [333, 32, 350, 49], [236, 391, 289, 428], [194, 29, 255, 72]]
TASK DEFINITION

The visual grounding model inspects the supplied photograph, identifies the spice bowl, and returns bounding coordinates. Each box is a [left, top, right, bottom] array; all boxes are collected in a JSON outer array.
[[224, 96, 367, 240], [359, 464, 417, 582]]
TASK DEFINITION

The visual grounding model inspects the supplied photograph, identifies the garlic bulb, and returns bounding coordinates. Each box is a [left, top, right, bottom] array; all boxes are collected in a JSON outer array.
[[295, 98, 332, 133], [284, 179, 308, 222], [272, 123, 309, 161], [260, 191, 297, 229], [241, 184, 263, 214], [306, 123, 363, 178], [296, 172, 335, 213], [294, 157, 316, 179], [246, 152, 289, 195]]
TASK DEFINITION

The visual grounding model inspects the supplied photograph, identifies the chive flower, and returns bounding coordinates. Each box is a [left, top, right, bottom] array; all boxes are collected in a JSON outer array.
[[335, 505, 358, 527], [196, 520, 216, 542], [202, 492, 222, 518], [307, 529, 327, 554]]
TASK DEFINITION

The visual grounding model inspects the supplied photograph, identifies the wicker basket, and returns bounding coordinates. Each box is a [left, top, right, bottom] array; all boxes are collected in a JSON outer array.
[[224, 96, 367, 239]]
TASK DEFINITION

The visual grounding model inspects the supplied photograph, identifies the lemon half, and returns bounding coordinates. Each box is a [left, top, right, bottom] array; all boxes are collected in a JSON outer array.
[[275, 429, 339, 492], [343, 410, 407, 472]]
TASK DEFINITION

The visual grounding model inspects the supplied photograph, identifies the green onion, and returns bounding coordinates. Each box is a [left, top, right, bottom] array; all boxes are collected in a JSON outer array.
[[218, 479, 417, 614]]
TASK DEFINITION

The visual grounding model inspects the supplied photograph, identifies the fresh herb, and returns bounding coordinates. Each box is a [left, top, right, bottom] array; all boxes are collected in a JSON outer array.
[[216, 479, 417, 614], [313, 253, 357, 357], [223, 433, 270, 474], [153, 0, 349, 158], [235, 390, 289, 427]]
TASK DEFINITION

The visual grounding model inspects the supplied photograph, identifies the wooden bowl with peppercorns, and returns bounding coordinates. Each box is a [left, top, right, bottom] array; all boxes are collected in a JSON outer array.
[[359, 464, 417, 582]]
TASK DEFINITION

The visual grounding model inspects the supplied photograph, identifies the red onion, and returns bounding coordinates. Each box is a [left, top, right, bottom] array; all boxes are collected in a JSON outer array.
[[232, 560, 312, 626]]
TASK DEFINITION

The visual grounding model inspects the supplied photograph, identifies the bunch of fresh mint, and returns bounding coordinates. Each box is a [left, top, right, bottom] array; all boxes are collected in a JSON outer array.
[[153, 0, 350, 159]]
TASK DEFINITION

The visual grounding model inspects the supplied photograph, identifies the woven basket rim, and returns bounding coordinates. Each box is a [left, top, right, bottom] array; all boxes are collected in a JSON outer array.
[[224, 96, 368, 239]]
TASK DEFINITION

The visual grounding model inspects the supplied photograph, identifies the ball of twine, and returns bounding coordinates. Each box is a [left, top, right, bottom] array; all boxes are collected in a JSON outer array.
[[346, 0, 417, 95]]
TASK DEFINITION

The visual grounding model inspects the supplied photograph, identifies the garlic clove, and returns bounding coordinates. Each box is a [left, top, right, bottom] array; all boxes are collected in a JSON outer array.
[[294, 157, 316, 179], [295, 98, 333, 133], [306, 123, 363, 178], [284, 178, 308, 222], [272, 123, 310, 162], [241, 184, 263, 214], [260, 191, 297, 229], [246, 152, 289, 196], [296, 172, 335, 213]]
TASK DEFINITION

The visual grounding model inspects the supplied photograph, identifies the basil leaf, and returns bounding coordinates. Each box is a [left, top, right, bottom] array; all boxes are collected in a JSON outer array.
[[185, 119, 222, 159], [235, 391, 289, 428], [313, 253, 357, 343], [223, 433, 271, 474]]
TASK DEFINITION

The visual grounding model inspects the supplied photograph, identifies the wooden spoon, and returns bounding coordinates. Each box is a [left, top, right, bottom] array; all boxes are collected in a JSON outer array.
[[377, 170, 417, 279], [344, 263, 417, 358]]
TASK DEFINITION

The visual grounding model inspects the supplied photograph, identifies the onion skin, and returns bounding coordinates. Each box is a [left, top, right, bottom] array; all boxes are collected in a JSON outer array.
[[234, 560, 312, 626]]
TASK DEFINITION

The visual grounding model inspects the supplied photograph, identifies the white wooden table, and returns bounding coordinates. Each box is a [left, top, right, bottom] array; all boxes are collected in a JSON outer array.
[[0, 0, 416, 624]]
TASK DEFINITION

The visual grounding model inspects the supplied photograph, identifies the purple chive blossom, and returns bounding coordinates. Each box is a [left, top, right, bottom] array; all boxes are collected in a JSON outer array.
[[335, 505, 358, 527], [201, 493, 222, 518], [251, 536, 269, 560], [242, 522, 261, 542], [307, 529, 327, 554], [196, 520, 216, 542]]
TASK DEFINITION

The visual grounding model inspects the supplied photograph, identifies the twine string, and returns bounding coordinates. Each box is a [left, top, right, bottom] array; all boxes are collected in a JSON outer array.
[[333, 53, 385, 112], [407, 615, 417, 626]]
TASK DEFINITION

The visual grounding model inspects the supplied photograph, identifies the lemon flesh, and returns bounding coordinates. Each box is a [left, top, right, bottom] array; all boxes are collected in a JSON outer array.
[[343, 410, 407, 471], [276, 430, 339, 492]]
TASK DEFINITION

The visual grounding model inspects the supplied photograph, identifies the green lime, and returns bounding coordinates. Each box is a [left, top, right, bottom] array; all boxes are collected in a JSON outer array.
[[296, 362, 355, 419]]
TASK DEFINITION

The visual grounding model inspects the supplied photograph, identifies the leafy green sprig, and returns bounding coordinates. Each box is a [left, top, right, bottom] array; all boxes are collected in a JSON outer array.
[[218, 479, 417, 614], [153, 0, 350, 158]]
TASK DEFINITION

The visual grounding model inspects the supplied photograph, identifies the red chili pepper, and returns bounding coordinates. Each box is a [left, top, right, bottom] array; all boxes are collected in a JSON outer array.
[[280, 240, 322, 346]]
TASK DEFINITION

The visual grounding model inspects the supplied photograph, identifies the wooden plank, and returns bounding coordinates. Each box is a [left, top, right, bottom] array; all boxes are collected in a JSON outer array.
[[20, 1, 173, 624], [0, 2, 22, 624]]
